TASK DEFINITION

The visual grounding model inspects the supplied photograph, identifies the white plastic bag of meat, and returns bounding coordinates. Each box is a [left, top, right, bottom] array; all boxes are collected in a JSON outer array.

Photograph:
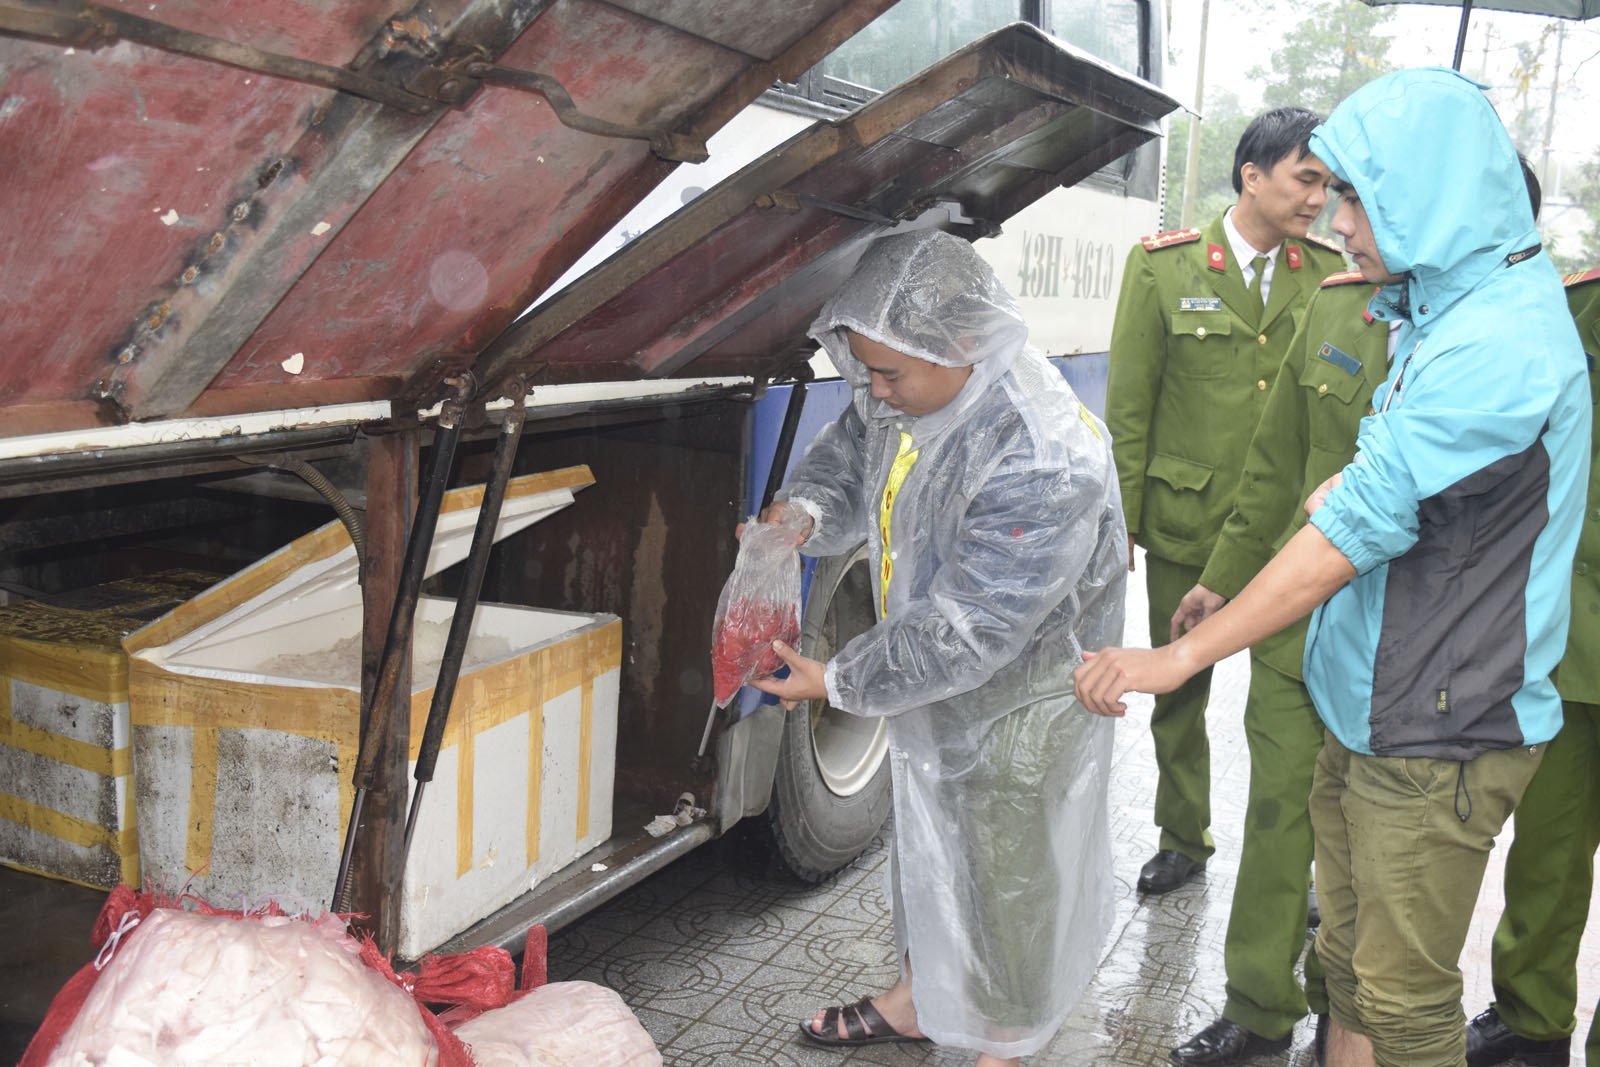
[[45, 908, 439, 1067], [451, 981, 660, 1067]]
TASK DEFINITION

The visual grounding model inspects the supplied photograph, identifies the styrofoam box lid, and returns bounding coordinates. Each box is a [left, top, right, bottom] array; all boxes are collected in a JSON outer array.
[[123, 465, 596, 687]]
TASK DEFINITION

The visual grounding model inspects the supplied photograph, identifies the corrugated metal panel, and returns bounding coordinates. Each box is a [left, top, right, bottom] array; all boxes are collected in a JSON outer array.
[[0, 0, 895, 435]]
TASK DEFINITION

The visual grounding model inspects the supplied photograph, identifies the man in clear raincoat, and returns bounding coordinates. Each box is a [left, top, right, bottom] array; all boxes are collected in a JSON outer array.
[[750, 229, 1126, 1066]]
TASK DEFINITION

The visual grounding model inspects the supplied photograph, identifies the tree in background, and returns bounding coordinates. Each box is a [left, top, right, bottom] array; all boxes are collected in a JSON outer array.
[[1166, 0, 1595, 269], [1566, 145, 1600, 271], [1250, 1, 1396, 116], [1503, 26, 1559, 153], [1163, 91, 1250, 229], [1168, 2, 1395, 231]]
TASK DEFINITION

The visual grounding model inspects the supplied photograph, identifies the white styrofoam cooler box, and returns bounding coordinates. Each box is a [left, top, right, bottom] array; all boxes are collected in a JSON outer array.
[[122, 466, 621, 957], [0, 570, 218, 889]]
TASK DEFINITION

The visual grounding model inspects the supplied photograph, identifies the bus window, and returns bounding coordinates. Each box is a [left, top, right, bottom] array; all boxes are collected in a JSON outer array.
[[551, 0, 1167, 365], [1045, 0, 1149, 81], [780, 1, 1157, 189], [791, 0, 1153, 108], [813, 0, 1021, 102]]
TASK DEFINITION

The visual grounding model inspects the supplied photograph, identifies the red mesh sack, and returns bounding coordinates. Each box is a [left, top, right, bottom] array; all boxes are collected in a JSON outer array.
[[20, 887, 488, 1067]]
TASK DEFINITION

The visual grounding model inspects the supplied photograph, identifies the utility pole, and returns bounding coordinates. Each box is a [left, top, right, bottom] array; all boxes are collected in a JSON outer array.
[[1180, 0, 1211, 229], [1540, 21, 1566, 199]]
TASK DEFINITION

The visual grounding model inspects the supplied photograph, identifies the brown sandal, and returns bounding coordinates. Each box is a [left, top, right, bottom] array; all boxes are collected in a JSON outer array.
[[797, 996, 925, 1047]]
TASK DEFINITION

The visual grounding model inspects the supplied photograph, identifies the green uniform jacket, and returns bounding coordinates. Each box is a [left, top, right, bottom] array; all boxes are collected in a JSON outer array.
[[1197, 272, 1388, 680], [1107, 212, 1346, 566], [1555, 268, 1600, 704]]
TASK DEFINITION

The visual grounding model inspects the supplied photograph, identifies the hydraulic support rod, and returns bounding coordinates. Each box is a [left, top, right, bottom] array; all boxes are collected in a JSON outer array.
[[332, 375, 473, 914], [760, 365, 813, 512], [400, 381, 527, 870]]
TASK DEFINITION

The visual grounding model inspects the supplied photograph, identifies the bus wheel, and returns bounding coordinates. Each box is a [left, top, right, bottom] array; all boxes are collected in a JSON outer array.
[[761, 542, 891, 883]]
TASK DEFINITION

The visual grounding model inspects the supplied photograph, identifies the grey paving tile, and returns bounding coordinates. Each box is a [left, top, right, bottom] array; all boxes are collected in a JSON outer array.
[[547, 918, 638, 965], [766, 917, 901, 981], [540, 565, 1600, 1064], [627, 890, 823, 967], [659, 1018, 845, 1066]]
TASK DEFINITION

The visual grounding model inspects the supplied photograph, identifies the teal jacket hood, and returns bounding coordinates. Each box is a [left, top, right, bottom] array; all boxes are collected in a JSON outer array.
[[1308, 67, 1539, 328]]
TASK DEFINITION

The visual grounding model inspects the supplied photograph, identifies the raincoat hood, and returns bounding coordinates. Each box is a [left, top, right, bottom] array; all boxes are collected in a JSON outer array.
[[1309, 67, 1539, 327], [809, 230, 1029, 430]]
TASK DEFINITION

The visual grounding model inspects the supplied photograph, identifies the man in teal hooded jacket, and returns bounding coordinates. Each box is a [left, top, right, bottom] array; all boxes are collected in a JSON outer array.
[[1073, 68, 1590, 1067]]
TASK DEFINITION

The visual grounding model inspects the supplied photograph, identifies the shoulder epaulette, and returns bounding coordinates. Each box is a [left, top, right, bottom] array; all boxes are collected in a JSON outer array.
[[1301, 232, 1344, 255], [1564, 267, 1600, 288], [1139, 228, 1203, 252], [1319, 269, 1369, 288]]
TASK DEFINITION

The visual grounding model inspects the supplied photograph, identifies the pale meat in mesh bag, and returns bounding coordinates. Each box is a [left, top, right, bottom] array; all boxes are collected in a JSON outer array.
[[47, 909, 438, 1067], [451, 981, 660, 1067]]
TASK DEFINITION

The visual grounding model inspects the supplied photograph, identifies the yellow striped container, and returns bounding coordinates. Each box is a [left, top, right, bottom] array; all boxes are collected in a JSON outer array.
[[0, 571, 219, 889], [122, 468, 620, 958]]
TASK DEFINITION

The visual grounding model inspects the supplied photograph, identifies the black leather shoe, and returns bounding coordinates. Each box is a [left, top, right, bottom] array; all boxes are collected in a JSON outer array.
[[1139, 849, 1205, 894], [1169, 1017, 1292, 1065], [1307, 882, 1321, 929], [1312, 1014, 1327, 1066], [1465, 1006, 1570, 1067]]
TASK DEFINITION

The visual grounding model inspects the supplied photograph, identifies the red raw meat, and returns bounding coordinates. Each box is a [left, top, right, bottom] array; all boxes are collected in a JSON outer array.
[[711, 598, 801, 706]]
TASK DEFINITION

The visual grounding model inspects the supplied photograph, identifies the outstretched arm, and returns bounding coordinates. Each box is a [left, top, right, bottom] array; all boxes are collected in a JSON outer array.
[[1075, 522, 1355, 716]]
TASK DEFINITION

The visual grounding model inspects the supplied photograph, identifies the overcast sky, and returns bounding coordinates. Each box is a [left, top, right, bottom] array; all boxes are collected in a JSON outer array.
[[1166, 1, 1600, 188]]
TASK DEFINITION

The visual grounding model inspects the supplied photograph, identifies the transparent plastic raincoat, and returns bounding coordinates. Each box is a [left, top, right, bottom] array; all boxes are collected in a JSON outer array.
[[775, 229, 1126, 1058]]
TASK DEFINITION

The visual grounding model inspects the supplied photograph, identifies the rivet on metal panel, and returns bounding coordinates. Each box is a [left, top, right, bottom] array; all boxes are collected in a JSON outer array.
[[145, 304, 170, 330], [755, 190, 802, 213], [181, 266, 199, 284], [207, 233, 225, 255], [435, 78, 469, 105], [382, 15, 439, 60], [231, 202, 250, 222], [116, 347, 136, 365], [257, 159, 285, 188]]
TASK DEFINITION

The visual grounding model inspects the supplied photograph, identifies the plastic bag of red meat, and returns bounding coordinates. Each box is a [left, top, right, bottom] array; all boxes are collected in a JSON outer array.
[[709, 512, 806, 707]]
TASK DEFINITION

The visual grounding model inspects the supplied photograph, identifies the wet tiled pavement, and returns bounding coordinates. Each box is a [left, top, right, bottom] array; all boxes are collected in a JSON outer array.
[[543, 649, 1304, 1066], [544, 565, 1600, 1065], [5, 567, 1600, 1064]]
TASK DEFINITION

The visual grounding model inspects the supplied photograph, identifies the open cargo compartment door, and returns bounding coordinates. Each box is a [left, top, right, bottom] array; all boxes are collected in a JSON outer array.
[[0, 0, 898, 441], [471, 22, 1182, 392]]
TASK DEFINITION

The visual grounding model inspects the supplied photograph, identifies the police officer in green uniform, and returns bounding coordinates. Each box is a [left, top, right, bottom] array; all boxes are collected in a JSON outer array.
[[1105, 107, 1344, 906], [1465, 265, 1600, 1067], [1167, 268, 1387, 1065]]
